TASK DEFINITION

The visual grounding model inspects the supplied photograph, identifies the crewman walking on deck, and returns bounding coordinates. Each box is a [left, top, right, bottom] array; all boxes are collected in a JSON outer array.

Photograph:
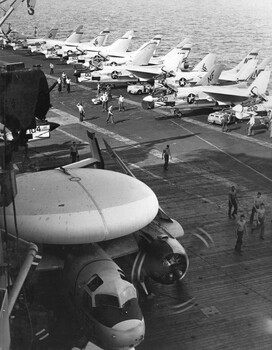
[[249, 192, 263, 224], [66, 77, 71, 93], [101, 92, 109, 112], [62, 71, 67, 87], [50, 62, 54, 75], [76, 102, 85, 122], [106, 105, 114, 124], [118, 94, 125, 112], [247, 113, 256, 136], [162, 145, 172, 170], [57, 77, 62, 93], [228, 186, 238, 219], [234, 214, 248, 254], [251, 203, 265, 239], [70, 141, 79, 163]]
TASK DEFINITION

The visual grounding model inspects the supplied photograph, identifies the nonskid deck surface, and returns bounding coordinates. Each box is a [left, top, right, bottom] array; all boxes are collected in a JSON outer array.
[[2, 49, 272, 350]]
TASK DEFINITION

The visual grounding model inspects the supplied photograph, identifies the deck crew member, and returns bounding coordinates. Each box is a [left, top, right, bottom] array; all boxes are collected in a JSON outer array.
[[162, 145, 172, 170], [76, 102, 85, 122], [249, 192, 263, 223], [50, 62, 54, 74], [251, 203, 265, 240], [66, 77, 71, 93], [118, 95, 125, 112], [70, 141, 78, 163], [247, 114, 256, 136], [228, 186, 238, 219], [234, 214, 248, 254], [106, 105, 114, 124]]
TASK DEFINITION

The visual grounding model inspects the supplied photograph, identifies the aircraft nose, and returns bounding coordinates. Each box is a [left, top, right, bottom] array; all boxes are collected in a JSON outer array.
[[143, 95, 154, 102], [142, 95, 154, 110], [112, 318, 145, 347]]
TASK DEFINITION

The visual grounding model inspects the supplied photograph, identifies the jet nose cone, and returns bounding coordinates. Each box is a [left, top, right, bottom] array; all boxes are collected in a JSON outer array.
[[142, 98, 154, 110], [143, 95, 154, 102]]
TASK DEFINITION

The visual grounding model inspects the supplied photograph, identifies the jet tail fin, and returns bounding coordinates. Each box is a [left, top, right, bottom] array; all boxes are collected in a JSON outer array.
[[231, 48, 259, 73], [248, 70, 271, 96], [90, 28, 110, 47], [193, 53, 217, 72], [235, 59, 258, 81], [104, 30, 134, 54], [130, 40, 158, 66], [163, 39, 192, 69], [250, 57, 272, 79], [151, 35, 162, 56], [64, 25, 83, 43], [44, 28, 58, 39], [196, 64, 224, 86]]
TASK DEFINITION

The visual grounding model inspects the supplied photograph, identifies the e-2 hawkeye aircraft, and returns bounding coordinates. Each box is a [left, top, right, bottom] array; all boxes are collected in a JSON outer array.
[[1, 129, 196, 349]]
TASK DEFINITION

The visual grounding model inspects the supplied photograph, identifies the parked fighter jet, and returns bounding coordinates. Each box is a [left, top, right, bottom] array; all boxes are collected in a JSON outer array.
[[65, 30, 134, 64], [160, 53, 218, 88], [10, 27, 58, 50], [203, 70, 271, 105], [82, 34, 161, 67], [142, 64, 224, 113], [232, 94, 272, 119], [126, 39, 193, 81], [78, 38, 158, 85], [53, 28, 110, 59], [29, 25, 84, 53]]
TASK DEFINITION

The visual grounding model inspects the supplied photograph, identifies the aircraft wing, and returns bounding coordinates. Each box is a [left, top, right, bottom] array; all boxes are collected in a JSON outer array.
[[126, 65, 162, 80], [202, 86, 249, 104]]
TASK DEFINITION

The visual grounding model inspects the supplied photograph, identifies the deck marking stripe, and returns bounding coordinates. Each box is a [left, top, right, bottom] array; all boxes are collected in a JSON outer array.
[[171, 120, 272, 183]]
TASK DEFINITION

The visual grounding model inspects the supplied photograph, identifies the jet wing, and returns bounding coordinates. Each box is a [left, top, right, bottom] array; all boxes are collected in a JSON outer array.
[[202, 86, 250, 104], [126, 65, 162, 80]]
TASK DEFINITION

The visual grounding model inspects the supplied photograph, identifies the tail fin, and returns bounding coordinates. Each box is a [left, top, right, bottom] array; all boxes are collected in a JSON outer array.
[[86, 131, 104, 169], [250, 57, 272, 79], [64, 25, 83, 43], [235, 59, 258, 81], [163, 39, 192, 65], [130, 40, 158, 66], [247, 70, 271, 96], [235, 48, 259, 71], [104, 30, 134, 53], [90, 28, 110, 47], [163, 39, 193, 72], [193, 53, 217, 72], [43, 28, 58, 39], [196, 64, 224, 86], [227, 48, 259, 74], [151, 35, 162, 56]]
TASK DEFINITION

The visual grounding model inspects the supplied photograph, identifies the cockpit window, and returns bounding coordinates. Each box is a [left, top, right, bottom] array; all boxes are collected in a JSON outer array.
[[117, 269, 129, 282], [87, 275, 103, 292], [95, 294, 120, 308]]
